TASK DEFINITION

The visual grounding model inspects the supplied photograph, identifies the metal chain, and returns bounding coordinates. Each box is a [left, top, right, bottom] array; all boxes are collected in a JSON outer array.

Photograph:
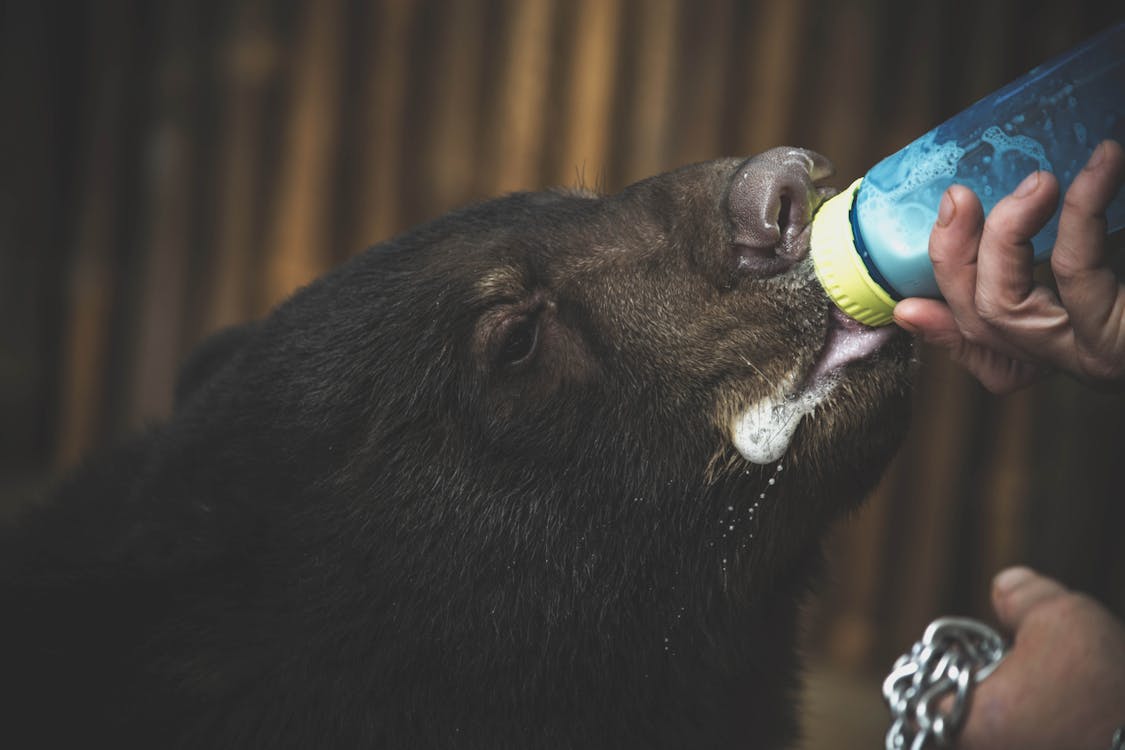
[[882, 617, 1007, 750]]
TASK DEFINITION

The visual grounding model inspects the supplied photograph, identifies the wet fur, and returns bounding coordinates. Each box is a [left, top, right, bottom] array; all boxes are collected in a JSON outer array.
[[2, 153, 914, 749]]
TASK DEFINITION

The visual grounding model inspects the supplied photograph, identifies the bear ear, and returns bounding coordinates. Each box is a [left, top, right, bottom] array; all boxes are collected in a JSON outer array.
[[174, 321, 261, 410]]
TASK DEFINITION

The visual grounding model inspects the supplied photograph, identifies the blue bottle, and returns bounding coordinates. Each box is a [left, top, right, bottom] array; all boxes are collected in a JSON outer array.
[[810, 22, 1125, 326]]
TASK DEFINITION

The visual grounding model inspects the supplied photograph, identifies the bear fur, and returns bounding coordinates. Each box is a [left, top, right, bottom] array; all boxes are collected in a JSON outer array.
[[2, 149, 914, 749]]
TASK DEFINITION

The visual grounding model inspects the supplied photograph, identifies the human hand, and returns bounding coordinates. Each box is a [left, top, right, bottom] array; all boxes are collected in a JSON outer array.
[[893, 140, 1125, 395], [953, 566, 1125, 750]]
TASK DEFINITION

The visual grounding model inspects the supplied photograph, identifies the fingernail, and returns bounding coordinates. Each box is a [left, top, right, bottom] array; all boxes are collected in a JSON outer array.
[[1085, 141, 1107, 170], [936, 190, 955, 227], [1013, 171, 1040, 198], [891, 303, 919, 333], [894, 315, 919, 334], [994, 566, 1035, 594]]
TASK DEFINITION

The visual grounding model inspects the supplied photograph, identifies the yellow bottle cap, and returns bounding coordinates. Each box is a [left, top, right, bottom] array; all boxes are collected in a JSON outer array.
[[809, 178, 897, 327]]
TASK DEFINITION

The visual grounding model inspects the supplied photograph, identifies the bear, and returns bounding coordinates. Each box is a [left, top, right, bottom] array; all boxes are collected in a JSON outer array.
[[2, 147, 915, 749]]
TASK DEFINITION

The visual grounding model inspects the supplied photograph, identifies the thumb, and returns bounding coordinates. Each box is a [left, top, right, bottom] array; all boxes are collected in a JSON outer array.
[[991, 566, 1070, 631], [893, 298, 963, 348]]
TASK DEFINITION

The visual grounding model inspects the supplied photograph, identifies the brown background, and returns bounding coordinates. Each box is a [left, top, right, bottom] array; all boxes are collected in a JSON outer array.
[[2, 1, 1123, 746]]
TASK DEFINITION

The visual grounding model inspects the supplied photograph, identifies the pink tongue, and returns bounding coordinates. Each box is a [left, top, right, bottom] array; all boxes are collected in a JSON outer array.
[[806, 306, 898, 384]]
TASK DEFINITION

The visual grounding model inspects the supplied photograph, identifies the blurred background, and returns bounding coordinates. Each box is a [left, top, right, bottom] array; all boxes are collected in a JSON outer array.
[[2, 0, 1123, 746]]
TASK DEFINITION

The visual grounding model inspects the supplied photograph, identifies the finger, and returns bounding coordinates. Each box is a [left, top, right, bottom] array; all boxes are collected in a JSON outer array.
[[1051, 140, 1125, 359], [894, 299, 1047, 393], [968, 171, 1075, 366], [894, 297, 958, 341], [928, 185, 987, 330], [976, 172, 1062, 319], [991, 566, 1069, 631], [927, 186, 1047, 363]]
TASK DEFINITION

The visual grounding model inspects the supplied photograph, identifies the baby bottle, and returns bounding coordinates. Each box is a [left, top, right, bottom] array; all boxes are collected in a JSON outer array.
[[810, 21, 1125, 326]]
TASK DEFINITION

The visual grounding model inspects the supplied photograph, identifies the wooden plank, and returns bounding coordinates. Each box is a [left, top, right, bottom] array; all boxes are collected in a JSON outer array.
[[350, 0, 415, 249], [204, 0, 279, 333], [125, 0, 199, 428], [883, 359, 979, 661], [261, 0, 347, 312], [667, 0, 734, 167], [971, 389, 1032, 613], [733, 0, 808, 154], [417, 0, 486, 213], [54, 0, 135, 468], [550, 0, 622, 190], [875, 2, 944, 155], [799, 3, 875, 182], [618, 0, 677, 183], [480, 0, 556, 195], [0, 1, 60, 476], [814, 457, 904, 670]]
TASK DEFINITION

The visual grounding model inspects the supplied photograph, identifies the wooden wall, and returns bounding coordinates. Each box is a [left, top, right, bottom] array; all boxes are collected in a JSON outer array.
[[2, 0, 1123, 708]]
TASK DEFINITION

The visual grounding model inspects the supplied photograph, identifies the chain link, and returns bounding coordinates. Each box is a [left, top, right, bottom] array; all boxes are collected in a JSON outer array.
[[883, 617, 1007, 750]]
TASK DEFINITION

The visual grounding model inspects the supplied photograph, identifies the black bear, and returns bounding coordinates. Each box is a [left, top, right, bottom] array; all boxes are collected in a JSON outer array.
[[3, 148, 914, 749]]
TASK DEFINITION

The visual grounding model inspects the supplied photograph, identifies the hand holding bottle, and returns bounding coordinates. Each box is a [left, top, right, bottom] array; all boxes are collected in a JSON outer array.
[[893, 140, 1125, 394]]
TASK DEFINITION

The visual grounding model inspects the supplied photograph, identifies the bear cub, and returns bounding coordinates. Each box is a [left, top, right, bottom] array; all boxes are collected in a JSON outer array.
[[3, 148, 913, 749]]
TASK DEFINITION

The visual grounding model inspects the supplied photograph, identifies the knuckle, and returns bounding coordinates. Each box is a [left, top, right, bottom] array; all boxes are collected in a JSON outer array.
[[976, 285, 1054, 331], [928, 226, 969, 264], [1049, 250, 1084, 283], [928, 238, 953, 264], [1061, 183, 1101, 220], [974, 290, 1011, 326], [960, 326, 991, 347], [1078, 351, 1125, 383], [976, 303, 1003, 326], [1031, 591, 1092, 625], [983, 208, 1028, 246]]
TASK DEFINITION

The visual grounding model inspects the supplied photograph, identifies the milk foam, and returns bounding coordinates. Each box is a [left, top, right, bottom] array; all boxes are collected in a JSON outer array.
[[730, 377, 835, 464]]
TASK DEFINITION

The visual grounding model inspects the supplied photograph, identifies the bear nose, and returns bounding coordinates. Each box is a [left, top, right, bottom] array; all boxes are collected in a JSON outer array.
[[726, 147, 835, 277]]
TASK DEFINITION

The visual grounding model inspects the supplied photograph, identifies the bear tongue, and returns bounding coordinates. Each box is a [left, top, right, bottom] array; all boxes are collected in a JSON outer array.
[[729, 306, 897, 465], [804, 305, 898, 386]]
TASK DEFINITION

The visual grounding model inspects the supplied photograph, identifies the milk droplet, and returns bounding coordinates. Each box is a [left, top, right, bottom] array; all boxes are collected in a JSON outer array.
[[731, 375, 834, 464]]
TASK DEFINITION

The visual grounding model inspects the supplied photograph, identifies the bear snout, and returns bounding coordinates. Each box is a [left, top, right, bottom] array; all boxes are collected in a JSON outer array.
[[725, 147, 836, 278]]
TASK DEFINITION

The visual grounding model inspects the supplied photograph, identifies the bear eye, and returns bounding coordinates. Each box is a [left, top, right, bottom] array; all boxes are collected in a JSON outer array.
[[494, 314, 540, 368]]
